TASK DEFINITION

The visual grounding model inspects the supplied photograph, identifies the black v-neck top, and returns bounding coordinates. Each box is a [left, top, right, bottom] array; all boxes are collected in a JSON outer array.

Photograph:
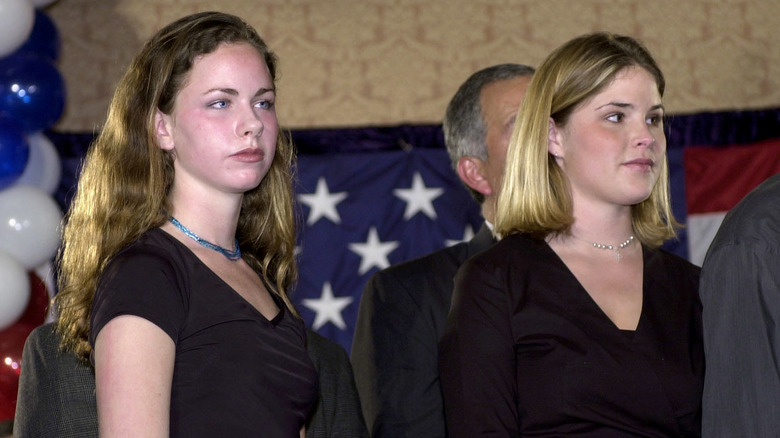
[[439, 233, 703, 437], [90, 228, 318, 437]]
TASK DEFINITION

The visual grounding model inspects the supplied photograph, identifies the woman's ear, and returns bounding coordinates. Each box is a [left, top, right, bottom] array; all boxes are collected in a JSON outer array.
[[548, 117, 563, 158], [155, 110, 175, 151]]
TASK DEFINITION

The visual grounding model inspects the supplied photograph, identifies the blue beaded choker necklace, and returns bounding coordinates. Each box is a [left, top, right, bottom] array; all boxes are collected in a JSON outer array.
[[169, 217, 242, 261]]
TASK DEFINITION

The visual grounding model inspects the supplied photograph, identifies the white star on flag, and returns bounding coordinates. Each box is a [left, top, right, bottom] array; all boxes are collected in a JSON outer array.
[[393, 172, 444, 220], [348, 226, 400, 275], [445, 223, 476, 247], [302, 282, 354, 330], [297, 177, 348, 225]]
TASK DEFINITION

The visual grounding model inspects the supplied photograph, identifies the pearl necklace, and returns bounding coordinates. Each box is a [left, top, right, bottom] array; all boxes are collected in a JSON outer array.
[[590, 235, 634, 262], [169, 217, 242, 261]]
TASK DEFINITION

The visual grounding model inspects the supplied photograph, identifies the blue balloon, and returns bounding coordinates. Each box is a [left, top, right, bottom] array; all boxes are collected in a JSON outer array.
[[0, 52, 65, 134], [14, 10, 60, 61], [0, 117, 29, 189]]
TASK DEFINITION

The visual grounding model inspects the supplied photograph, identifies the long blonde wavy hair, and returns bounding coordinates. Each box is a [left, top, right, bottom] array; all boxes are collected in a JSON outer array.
[[55, 11, 299, 362], [495, 32, 678, 247]]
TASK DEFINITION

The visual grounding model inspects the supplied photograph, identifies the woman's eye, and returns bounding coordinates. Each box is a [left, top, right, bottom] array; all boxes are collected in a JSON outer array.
[[646, 114, 662, 126], [255, 100, 274, 110], [606, 113, 623, 123], [209, 100, 229, 109]]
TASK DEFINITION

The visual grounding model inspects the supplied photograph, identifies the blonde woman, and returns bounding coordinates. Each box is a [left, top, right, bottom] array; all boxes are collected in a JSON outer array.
[[439, 33, 703, 437]]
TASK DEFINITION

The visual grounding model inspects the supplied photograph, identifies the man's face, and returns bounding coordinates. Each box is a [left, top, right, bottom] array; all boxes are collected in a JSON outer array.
[[478, 75, 532, 197]]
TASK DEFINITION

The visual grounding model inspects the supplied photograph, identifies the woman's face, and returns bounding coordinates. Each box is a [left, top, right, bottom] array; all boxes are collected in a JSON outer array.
[[155, 42, 278, 196], [549, 66, 665, 210]]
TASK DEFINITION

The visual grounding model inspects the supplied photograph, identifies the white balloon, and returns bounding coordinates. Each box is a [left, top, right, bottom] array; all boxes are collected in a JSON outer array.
[[0, 0, 35, 58], [0, 250, 30, 331], [14, 132, 62, 195], [0, 185, 62, 270], [31, 0, 59, 7]]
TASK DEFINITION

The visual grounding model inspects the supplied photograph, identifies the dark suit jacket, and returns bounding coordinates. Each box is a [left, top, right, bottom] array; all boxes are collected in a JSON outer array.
[[351, 223, 495, 438], [700, 172, 780, 437], [13, 323, 97, 438], [14, 323, 368, 438], [306, 330, 370, 438]]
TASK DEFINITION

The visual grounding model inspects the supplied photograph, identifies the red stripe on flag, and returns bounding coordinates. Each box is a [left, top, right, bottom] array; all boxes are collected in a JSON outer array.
[[684, 138, 780, 214]]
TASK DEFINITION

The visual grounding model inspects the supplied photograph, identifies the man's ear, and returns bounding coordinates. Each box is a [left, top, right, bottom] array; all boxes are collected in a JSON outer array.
[[155, 110, 175, 151], [548, 117, 563, 158], [456, 156, 492, 197]]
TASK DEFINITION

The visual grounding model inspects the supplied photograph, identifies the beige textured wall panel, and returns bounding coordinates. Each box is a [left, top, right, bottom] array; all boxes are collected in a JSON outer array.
[[46, 0, 780, 131]]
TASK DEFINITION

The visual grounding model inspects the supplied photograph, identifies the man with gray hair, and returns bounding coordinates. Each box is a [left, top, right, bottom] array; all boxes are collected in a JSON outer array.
[[351, 63, 534, 437]]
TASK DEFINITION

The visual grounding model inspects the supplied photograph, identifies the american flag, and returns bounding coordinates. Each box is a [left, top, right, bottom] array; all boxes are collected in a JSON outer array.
[[292, 146, 482, 352], [684, 138, 780, 265]]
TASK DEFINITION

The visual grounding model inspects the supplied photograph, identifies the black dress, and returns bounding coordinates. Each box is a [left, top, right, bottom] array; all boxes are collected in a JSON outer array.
[[438, 233, 703, 437], [90, 228, 318, 437]]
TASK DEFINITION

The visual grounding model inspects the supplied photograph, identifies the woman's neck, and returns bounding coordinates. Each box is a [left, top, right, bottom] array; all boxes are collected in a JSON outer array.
[[567, 201, 634, 246], [166, 186, 243, 249]]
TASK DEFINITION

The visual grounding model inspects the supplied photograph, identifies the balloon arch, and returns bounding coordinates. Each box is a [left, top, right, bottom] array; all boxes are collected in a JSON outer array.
[[0, 0, 64, 423]]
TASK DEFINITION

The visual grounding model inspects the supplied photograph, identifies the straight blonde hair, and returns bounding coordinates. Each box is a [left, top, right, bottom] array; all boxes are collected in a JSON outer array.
[[495, 32, 677, 247]]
